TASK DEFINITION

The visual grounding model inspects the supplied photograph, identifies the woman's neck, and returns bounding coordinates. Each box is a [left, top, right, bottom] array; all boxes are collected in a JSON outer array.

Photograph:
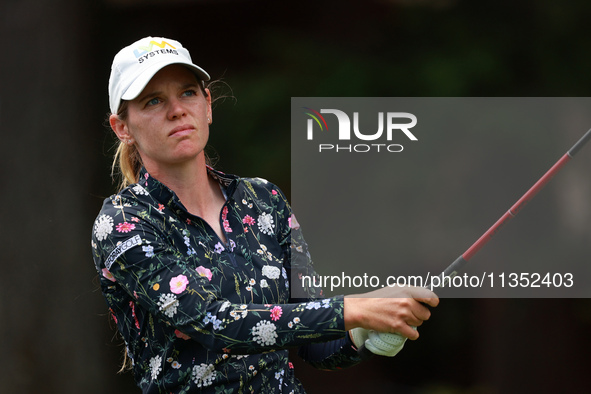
[[145, 157, 227, 241]]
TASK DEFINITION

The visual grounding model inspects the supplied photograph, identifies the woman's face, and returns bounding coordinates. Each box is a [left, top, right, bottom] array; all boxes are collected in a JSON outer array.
[[111, 64, 212, 172]]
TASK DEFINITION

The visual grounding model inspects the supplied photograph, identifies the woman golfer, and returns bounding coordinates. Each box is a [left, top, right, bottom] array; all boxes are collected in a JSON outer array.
[[91, 36, 438, 393]]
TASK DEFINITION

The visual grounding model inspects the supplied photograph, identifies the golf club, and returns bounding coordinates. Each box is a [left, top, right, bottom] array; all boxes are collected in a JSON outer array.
[[357, 126, 591, 359]]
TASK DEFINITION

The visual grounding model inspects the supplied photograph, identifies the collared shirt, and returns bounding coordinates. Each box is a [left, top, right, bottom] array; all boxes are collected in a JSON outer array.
[[91, 167, 361, 393]]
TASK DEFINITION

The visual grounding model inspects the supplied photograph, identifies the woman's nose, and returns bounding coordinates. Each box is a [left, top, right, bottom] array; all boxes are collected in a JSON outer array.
[[167, 98, 186, 120]]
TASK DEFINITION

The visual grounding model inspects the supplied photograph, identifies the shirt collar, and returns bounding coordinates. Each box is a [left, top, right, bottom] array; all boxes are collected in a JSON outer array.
[[138, 166, 240, 209]]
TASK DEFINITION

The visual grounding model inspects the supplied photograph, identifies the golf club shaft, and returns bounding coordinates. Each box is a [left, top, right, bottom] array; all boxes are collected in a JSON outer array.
[[441, 126, 591, 281], [357, 127, 591, 359]]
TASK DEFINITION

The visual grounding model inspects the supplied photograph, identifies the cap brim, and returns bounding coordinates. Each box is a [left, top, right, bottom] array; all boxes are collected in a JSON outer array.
[[121, 60, 211, 102]]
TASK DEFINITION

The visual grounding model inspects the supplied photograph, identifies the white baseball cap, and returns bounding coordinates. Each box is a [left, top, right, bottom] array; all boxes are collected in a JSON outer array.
[[108, 36, 210, 114]]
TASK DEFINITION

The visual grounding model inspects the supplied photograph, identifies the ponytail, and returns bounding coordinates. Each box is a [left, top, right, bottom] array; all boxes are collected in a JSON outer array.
[[111, 140, 142, 191], [110, 101, 143, 191]]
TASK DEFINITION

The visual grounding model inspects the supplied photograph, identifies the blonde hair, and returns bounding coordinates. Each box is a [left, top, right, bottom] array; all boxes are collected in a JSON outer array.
[[111, 100, 142, 192]]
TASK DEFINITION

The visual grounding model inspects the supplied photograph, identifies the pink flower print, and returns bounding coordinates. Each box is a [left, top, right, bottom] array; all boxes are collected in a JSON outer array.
[[270, 306, 282, 322], [242, 215, 255, 226], [116, 222, 135, 233], [169, 275, 189, 294], [272, 190, 278, 195], [102, 268, 116, 282], [196, 266, 213, 281], [129, 301, 140, 330], [131, 217, 140, 223], [289, 214, 300, 229], [109, 308, 118, 324], [221, 206, 232, 233], [175, 329, 190, 340], [157, 203, 165, 212]]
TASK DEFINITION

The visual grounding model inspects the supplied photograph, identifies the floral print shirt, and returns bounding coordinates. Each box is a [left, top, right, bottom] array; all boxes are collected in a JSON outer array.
[[91, 167, 361, 393]]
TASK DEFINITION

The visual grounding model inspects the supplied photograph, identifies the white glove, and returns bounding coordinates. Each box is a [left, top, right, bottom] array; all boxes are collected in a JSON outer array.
[[350, 327, 411, 357], [364, 330, 409, 357], [349, 327, 370, 349]]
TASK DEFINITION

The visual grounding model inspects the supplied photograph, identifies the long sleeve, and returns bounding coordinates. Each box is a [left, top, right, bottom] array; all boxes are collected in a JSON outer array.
[[91, 170, 359, 392], [298, 335, 363, 370], [92, 183, 347, 355]]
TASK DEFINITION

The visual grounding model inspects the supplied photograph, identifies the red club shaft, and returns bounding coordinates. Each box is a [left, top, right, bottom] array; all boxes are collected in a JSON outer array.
[[441, 127, 591, 279], [463, 153, 571, 261], [357, 128, 591, 360]]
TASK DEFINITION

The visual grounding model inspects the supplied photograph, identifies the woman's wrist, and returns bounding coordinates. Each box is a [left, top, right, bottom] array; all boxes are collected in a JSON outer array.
[[343, 296, 363, 331]]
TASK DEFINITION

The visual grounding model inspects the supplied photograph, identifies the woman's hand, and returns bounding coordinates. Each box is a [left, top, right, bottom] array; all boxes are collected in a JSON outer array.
[[344, 286, 439, 340]]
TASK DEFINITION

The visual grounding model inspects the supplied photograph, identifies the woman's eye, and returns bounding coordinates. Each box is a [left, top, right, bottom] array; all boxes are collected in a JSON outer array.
[[146, 97, 160, 107], [182, 89, 197, 97]]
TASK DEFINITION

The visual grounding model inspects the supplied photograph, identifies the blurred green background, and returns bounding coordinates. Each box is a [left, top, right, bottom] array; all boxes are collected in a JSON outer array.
[[1, 0, 591, 392]]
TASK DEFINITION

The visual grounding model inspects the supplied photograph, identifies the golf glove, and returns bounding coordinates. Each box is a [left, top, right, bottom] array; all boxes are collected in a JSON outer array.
[[350, 327, 370, 349], [350, 328, 408, 357], [365, 330, 407, 357]]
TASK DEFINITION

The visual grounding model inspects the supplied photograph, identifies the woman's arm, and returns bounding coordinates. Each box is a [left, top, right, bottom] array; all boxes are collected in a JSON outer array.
[[92, 191, 350, 355]]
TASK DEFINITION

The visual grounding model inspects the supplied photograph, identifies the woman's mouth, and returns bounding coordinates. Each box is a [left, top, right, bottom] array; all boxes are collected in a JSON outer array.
[[168, 124, 195, 137]]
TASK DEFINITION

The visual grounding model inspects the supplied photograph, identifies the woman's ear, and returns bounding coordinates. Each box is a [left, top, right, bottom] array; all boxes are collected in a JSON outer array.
[[110, 114, 133, 144]]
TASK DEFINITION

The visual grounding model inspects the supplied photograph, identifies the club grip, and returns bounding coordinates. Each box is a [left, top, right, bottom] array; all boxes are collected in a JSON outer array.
[[357, 331, 409, 358]]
